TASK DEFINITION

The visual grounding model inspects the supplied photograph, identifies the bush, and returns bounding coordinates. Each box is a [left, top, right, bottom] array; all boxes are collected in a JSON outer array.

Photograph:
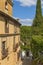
[[31, 35, 43, 58]]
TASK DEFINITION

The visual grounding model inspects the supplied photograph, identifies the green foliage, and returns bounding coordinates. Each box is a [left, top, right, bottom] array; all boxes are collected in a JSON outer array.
[[32, 17, 43, 35], [31, 35, 43, 58], [31, 0, 43, 59], [32, 0, 43, 35], [32, 57, 43, 65], [20, 0, 43, 60], [20, 44, 30, 51], [20, 26, 31, 50], [35, 0, 42, 18], [20, 26, 31, 43]]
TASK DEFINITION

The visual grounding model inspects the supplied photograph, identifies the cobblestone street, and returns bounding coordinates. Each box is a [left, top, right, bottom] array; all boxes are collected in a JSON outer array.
[[21, 57, 32, 65]]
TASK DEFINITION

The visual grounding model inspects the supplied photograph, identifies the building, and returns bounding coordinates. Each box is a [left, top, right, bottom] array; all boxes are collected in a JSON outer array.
[[0, 0, 21, 65]]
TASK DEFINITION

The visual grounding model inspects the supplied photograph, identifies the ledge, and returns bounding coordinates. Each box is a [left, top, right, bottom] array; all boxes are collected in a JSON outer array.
[[0, 33, 20, 37], [0, 10, 21, 25]]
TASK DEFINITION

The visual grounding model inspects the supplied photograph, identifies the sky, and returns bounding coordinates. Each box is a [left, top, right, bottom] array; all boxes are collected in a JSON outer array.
[[13, 0, 43, 26]]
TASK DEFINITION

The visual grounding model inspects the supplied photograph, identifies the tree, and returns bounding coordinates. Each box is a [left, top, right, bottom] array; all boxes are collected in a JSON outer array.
[[32, 0, 42, 35], [35, 0, 42, 18], [20, 26, 31, 43], [31, 0, 43, 59], [20, 26, 31, 50], [31, 35, 43, 58]]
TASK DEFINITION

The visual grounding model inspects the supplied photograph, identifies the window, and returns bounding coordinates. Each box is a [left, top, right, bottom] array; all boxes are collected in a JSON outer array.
[[2, 41, 8, 59], [5, 19, 9, 33], [15, 26, 17, 33], [2, 41, 5, 51], [5, 1, 8, 10]]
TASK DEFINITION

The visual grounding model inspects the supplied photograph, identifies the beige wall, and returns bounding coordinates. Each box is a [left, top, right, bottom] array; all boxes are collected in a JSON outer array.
[[0, 16, 5, 34], [0, 36, 20, 65], [9, 21, 14, 34], [0, 16, 20, 34], [0, 15, 21, 65], [0, 0, 12, 16], [8, 3, 12, 15], [0, 0, 21, 65], [0, 36, 15, 65], [0, 0, 5, 11]]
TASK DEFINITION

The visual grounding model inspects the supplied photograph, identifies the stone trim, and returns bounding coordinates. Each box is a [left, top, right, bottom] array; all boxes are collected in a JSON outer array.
[[0, 34, 20, 37]]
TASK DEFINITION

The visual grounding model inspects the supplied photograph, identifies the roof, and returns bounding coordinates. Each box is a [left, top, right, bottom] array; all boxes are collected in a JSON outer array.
[[0, 10, 21, 25], [7, 0, 13, 6]]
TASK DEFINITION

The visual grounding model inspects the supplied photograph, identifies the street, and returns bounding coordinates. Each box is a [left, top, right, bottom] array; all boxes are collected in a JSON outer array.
[[22, 57, 32, 65]]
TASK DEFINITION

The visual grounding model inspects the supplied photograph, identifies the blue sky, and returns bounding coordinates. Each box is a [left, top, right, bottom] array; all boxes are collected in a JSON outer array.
[[13, 0, 43, 26]]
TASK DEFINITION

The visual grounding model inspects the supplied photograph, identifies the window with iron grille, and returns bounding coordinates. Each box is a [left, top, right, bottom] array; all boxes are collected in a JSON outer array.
[[2, 41, 8, 59]]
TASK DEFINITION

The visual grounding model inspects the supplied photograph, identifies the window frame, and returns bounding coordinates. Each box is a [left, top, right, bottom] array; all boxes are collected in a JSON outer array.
[[5, 19, 9, 33], [2, 41, 8, 59], [5, 1, 8, 10]]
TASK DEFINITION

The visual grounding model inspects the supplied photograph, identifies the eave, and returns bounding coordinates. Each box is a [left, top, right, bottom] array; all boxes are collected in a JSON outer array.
[[0, 10, 21, 26]]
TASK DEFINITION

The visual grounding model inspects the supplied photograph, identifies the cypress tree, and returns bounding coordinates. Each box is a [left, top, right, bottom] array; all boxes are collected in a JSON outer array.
[[32, 0, 42, 35], [35, 0, 42, 18], [31, 0, 43, 58]]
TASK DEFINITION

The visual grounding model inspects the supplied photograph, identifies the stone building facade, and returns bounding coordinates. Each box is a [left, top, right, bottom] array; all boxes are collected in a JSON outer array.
[[0, 0, 21, 65]]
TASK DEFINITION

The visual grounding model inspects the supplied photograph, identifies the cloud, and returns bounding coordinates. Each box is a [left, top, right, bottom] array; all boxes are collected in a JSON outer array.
[[16, 0, 36, 6], [13, 16, 33, 26], [15, 0, 43, 8], [20, 18, 33, 26]]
